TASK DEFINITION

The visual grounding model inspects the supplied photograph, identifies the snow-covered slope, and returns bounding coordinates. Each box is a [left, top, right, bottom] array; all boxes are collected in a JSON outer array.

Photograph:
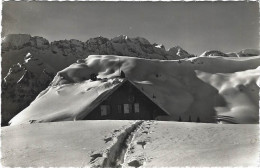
[[237, 49, 260, 57], [196, 67, 260, 123], [1, 52, 56, 126], [2, 121, 258, 167], [2, 120, 139, 167], [201, 49, 260, 58], [200, 50, 230, 57], [9, 55, 260, 125], [1, 34, 192, 126], [124, 121, 259, 167]]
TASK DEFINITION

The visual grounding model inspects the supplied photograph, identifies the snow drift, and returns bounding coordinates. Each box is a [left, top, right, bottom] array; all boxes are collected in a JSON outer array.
[[9, 55, 260, 125]]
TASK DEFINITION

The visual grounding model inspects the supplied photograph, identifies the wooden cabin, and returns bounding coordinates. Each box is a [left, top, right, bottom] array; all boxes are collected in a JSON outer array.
[[83, 79, 169, 120]]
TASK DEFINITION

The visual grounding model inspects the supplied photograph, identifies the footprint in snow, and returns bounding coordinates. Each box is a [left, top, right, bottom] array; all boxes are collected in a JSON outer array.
[[128, 160, 143, 168], [137, 141, 147, 149], [128, 145, 135, 154], [104, 137, 112, 143], [90, 153, 103, 163], [113, 129, 120, 133], [142, 131, 149, 134]]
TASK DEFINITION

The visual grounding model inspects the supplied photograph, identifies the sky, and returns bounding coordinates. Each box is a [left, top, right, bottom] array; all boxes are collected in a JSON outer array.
[[2, 1, 259, 55]]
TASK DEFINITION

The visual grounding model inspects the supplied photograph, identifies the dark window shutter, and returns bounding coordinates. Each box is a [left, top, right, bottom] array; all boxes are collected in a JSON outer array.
[[107, 105, 111, 115], [118, 105, 122, 114], [129, 104, 133, 113]]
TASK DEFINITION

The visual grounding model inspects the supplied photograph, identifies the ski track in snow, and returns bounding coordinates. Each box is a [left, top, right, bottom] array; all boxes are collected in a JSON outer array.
[[87, 120, 156, 168], [122, 120, 156, 167], [87, 120, 144, 167]]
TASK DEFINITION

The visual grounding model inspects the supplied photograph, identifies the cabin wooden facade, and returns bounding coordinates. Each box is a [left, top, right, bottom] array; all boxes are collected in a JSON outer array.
[[83, 80, 169, 120]]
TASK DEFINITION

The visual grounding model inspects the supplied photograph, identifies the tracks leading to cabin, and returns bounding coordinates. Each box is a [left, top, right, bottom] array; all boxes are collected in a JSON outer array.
[[102, 121, 143, 167], [87, 121, 144, 167]]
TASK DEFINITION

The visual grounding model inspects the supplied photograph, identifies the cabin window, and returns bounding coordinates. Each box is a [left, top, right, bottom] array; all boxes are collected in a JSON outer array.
[[124, 104, 130, 114], [118, 105, 122, 114], [134, 103, 140, 113], [101, 105, 110, 116]]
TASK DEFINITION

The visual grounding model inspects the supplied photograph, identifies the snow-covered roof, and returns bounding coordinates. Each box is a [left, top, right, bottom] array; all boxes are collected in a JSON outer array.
[[77, 78, 171, 120], [76, 78, 127, 120], [9, 77, 172, 126]]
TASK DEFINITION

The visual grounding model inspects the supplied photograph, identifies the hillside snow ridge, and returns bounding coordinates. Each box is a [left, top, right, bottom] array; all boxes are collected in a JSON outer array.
[[9, 55, 260, 125]]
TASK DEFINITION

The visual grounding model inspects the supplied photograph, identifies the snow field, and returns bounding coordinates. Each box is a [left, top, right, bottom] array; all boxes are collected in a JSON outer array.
[[2, 121, 258, 167]]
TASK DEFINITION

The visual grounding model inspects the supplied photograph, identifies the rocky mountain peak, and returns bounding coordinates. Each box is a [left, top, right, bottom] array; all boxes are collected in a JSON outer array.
[[111, 35, 130, 43], [200, 50, 229, 57], [2, 34, 49, 51], [168, 46, 191, 58], [86, 36, 109, 45]]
